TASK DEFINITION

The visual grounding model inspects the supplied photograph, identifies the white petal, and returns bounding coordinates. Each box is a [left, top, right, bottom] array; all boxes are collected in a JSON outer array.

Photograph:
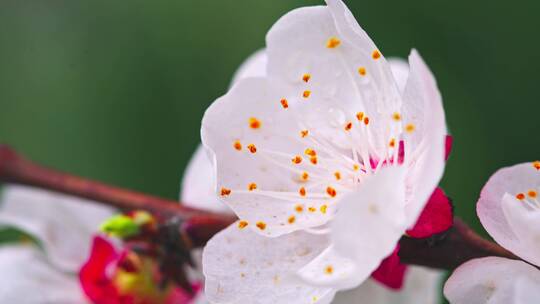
[[297, 246, 358, 289], [230, 49, 267, 86], [202, 222, 335, 304], [477, 162, 540, 267], [266, 3, 401, 153], [184, 49, 267, 213], [401, 50, 447, 226], [299, 166, 407, 289], [325, 0, 401, 110], [181, 145, 232, 213], [444, 257, 540, 304], [202, 78, 334, 236], [388, 58, 409, 92], [0, 244, 86, 303], [501, 193, 540, 266], [0, 185, 115, 272], [334, 266, 443, 304]]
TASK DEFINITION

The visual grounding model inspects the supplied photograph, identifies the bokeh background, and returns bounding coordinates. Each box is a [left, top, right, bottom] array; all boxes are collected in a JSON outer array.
[[0, 0, 538, 302]]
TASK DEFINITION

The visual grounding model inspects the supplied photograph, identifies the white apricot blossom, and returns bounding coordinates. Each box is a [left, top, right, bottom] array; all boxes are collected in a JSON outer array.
[[200, 0, 447, 301], [444, 161, 540, 304]]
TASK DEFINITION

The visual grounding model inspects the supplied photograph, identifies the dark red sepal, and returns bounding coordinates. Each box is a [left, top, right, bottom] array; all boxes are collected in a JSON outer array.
[[406, 187, 453, 238], [445, 135, 453, 161], [371, 245, 407, 290], [79, 236, 123, 304]]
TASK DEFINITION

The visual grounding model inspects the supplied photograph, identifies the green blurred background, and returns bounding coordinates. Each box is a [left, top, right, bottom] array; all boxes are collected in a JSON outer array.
[[0, 0, 539, 301]]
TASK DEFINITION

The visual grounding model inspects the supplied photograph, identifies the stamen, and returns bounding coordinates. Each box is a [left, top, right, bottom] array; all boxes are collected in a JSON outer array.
[[249, 117, 261, 129], [358, 67, 366, 76], [310, 156, 318, 165], [220, 188, 231, 196], [237, 220, 248, 229], [299, 187, 307, 197], [300, 130, 309, 138], [392, 112, 401, 121], [233, 140, 242, 151], [334, 171, 341, 180], [389, 138, 396, 148], [516, 193, 526, 200], [326, 186, 337, 197], [326, 37, 341, 48], [308, 206, 316, 212], [363, 117, 370, 125], [295, 204, 304, 213], [302, 74, 311, 83], [533, 161, 540, 170], [305, 148, 317, 157], [288, 215, 296, 224], [320, 204, 328, 214], [405, 123, 416, 133], [372, 50, 381, 60], [324, 265, 334, 275], [344, 122, 353, 131], [247, 144, 257, 154], [256, 221, 267, 230], [528, 190, 538, 198], [303, 90, 311, 98], [248, 183, 258, 191], [356, 112, 365, 121], [292, 155, 303, 164], [301, 172, 309, 181], [280, 98, 289, 109]]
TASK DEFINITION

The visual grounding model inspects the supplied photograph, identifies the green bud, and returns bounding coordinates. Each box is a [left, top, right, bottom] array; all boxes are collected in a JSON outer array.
[[100, 215, 140, 238]]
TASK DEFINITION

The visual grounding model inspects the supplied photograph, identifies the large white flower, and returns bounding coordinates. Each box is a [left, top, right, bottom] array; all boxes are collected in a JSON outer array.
[[444, 162, 540, 303], [182, 146, 443, 304], [200, 0, 447, 301]]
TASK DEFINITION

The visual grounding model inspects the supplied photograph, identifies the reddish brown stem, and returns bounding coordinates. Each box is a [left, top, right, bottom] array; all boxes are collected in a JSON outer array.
[[399, 219, 519, 269], [0, 144, 520, 270], [0, 145, 235, 245]]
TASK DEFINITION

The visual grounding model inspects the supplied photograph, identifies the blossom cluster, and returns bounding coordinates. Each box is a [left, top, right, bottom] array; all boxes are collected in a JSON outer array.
[[0, 0, 538, 303]]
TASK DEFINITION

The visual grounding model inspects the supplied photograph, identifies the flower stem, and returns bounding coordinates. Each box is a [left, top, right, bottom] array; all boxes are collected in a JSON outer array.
[[0, 144, 234, 244], [0, 144, 519, 270], [399, 219, 518, 270]]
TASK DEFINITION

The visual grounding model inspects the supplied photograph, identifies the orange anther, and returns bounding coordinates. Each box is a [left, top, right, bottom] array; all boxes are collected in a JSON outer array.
[[326, 37, 341, 48]]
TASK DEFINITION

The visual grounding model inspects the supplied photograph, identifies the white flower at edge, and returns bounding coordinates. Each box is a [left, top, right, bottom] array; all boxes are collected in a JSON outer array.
[[444, 162, 540, 304], [0, 245, 84, 303], [182, 147, 443, 304], [199, 0, 447, 301], [0, 186, 115, 272], [0, 185, 116, 302]]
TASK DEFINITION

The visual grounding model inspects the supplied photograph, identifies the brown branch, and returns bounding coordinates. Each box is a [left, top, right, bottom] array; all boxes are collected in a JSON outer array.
[[0, 144, 235, 246], [399, 218, 519, 270], [0, 144, 520, 270]]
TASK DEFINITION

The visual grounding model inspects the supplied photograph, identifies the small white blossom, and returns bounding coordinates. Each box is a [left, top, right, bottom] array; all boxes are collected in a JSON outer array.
[[0, 185, 115, 302], [0, 185, 114, 272], [444, 162, 540, 303]]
